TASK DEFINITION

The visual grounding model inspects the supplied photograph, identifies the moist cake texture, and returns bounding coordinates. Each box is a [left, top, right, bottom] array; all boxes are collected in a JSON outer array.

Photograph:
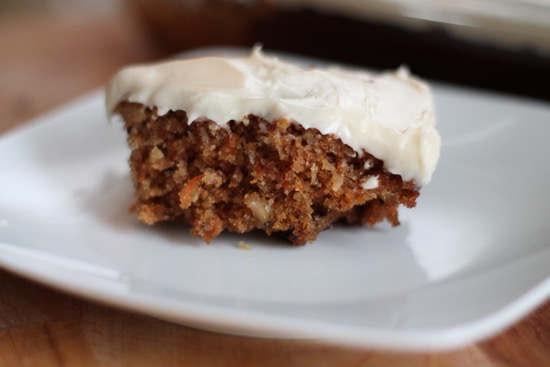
[[107, 49, 441, 245]]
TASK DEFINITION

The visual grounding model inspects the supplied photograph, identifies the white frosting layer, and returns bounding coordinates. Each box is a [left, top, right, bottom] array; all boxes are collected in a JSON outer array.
[[106, 49, 440, 186]]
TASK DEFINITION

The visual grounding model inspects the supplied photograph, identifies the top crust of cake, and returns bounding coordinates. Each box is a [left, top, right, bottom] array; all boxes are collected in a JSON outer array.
[[106, 48, 440, 186]]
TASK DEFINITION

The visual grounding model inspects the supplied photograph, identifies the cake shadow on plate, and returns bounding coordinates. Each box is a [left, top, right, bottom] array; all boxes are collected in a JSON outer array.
[[78, 170, 136, 232]]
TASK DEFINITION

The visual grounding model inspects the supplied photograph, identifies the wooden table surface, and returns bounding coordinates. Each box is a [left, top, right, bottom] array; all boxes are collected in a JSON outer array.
[[1, 6, 549, 367]]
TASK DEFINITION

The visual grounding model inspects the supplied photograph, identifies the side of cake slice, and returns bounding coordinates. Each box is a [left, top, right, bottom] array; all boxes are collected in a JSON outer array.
[[106, 48, 441, 245]]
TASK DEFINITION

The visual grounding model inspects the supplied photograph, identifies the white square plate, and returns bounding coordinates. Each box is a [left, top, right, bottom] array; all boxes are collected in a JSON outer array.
[[0, 48, 549, 351]]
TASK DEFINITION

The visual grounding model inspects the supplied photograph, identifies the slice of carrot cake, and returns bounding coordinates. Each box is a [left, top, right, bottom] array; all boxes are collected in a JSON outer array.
[[106, 48, 441, 245]]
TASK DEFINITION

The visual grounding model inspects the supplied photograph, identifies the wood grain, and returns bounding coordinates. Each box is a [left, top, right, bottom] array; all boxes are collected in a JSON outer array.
[[0, 6, 549, 367], [0, 9, 162, 134]]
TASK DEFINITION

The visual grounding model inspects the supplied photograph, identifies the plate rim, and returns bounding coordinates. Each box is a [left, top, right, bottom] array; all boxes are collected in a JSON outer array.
[[0, 238, 548, 351]]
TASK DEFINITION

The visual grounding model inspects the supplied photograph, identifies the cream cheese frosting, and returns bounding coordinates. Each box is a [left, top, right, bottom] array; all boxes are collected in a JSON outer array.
[[106, 48, 440, 186]]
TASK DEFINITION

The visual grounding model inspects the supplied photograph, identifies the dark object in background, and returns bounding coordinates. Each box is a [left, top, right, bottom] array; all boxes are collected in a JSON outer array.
[[129, 0, 273, 50], [129, 0, 550, 102]]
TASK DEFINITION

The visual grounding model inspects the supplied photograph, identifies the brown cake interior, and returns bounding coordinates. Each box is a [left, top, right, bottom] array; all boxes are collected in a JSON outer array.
[[116, 101, 419, 245]]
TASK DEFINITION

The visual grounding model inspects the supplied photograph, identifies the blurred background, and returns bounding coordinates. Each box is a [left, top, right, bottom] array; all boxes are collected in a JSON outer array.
[[1, 0, 549, 132]]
